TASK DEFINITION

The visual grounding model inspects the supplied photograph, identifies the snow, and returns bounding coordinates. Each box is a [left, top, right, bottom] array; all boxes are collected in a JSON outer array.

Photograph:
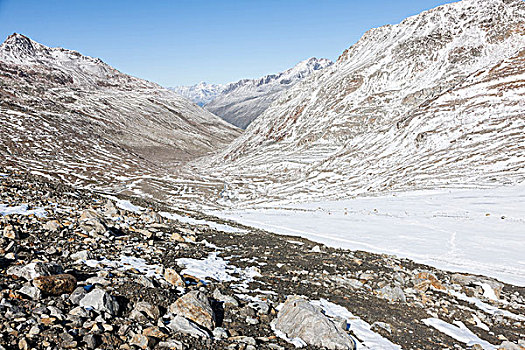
[[176, 252, 261, 289], [448, 290, 525, 321], [159, 211, 246, 234], [311, 299, 402, 350], [82, 256, 162, 278], [114, 199, 145, 213], [177, 252, 240, 283], [422, 318, 496, 350], [214, 185, 525, 286], [0, 204, 47, 217]]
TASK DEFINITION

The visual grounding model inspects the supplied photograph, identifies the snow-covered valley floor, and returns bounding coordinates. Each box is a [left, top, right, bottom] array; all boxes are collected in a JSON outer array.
[[213, 185, 525, 286]]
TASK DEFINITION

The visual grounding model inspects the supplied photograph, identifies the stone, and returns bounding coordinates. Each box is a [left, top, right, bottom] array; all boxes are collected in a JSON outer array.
[[129, 334, 155, 349], [7, 262, 63, 281], [169, 291, 215, 330], [33, 273, 77, 295], [70, 250, 93, 261], [79, 289, 119, 316], [377, 286, 406, 303], [18, 285, 41, 300], [273, 296, 356, 350], [157, 340, 184, 349], [170, 232, 185, 243], [164, 268, 185, 287], [43, 220, 61, 231], [212, 327, 229, 339], [70, 286, 88, 304], [3, 224, 19, 239], [498, 341, 525, 350], [131, 301, 160, 321], [143, 326, 167, 339], [83, 334, 99, 349], [165, 315, 209, 338], [213, 289, 239, 307]]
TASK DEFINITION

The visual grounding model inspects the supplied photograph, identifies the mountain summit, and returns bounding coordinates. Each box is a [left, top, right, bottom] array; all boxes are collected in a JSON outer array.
[[205, 57, 332, 129]]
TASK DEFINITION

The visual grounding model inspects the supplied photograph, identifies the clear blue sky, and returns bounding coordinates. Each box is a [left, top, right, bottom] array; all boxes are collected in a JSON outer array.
[[0, 0, 456, 86]]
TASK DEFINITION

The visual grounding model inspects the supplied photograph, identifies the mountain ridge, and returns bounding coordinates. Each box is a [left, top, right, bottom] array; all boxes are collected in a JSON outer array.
[[191, 0, 525, 205]]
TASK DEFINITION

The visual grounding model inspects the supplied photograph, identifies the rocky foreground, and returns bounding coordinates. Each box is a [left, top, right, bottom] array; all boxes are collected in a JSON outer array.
[[0, 168, 524, 350]]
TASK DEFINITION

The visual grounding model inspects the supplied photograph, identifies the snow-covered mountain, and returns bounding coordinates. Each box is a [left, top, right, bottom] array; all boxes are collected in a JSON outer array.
[[168, 82, 225, 106], [194, 0, 525, 205], [204, 57, 332, 129], [0, 33, 241, 193]]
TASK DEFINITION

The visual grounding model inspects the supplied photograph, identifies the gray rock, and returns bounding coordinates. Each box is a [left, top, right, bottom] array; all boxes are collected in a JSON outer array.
[[70, 286, 88, 305], [79, 289, 119, 316], [83, 334, 99, 349], [377, 286, 407, 303], [19, 285, 41, 300], [273, 296, 356, 350], [70, 250, 93, 261], [6, 262, 63, 281], [131, 301, 160, 321], [165, 315, 209, 338], [158, 340, 184, 349], [169, 291, 215, 330], [213, 288, 239, 307], [212, 327, 229, 339]]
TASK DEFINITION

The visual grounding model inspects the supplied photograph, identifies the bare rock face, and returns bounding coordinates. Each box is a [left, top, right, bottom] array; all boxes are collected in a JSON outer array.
[[33, 274, 77, 295], [273, 296, 356, 350], [169, 291, 215, 331]]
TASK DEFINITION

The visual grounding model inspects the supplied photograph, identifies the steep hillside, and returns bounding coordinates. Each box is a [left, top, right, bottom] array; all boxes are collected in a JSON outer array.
[[0, 34, 240, 192], [196, 0, 525, 205], [204, 57, 332, 129]]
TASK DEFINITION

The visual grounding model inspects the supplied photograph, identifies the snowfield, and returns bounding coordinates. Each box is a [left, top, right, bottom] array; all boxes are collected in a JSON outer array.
[[213, 185, 525, 286]]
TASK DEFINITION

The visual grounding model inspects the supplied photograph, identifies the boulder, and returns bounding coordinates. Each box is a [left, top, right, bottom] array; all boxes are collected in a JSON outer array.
[[33, 274, 77, 295], [169, 291, 215, 330], [165, 315, 209, 338], [273, 296, 356, 350], [7, 262, 63, 281], [79, 289, 119, 316], [164, 268, 185, 287]]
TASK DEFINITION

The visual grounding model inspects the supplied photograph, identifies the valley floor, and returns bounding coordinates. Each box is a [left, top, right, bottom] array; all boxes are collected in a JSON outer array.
[[213, 185, 525, 287]]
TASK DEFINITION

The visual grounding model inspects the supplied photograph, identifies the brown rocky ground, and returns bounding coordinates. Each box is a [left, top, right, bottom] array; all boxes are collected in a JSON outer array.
[[0, 167, 523, 349]]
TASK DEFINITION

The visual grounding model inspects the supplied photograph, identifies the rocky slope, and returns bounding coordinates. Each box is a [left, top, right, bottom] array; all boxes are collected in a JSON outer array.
[[194, 0, 525, 205], [168, 82, 225, 107], [1, 168, 524, 350], [0, 33, 241, 193], [203, 58, 332, 129]]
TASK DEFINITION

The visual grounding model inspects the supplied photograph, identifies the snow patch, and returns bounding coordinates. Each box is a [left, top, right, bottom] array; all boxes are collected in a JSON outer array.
[[422, 318, 496, 350], [0, 204, 47, 217]]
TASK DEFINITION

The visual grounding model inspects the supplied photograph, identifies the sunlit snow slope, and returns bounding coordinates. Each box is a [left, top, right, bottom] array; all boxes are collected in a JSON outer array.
[[195, 0, 525, 205]]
